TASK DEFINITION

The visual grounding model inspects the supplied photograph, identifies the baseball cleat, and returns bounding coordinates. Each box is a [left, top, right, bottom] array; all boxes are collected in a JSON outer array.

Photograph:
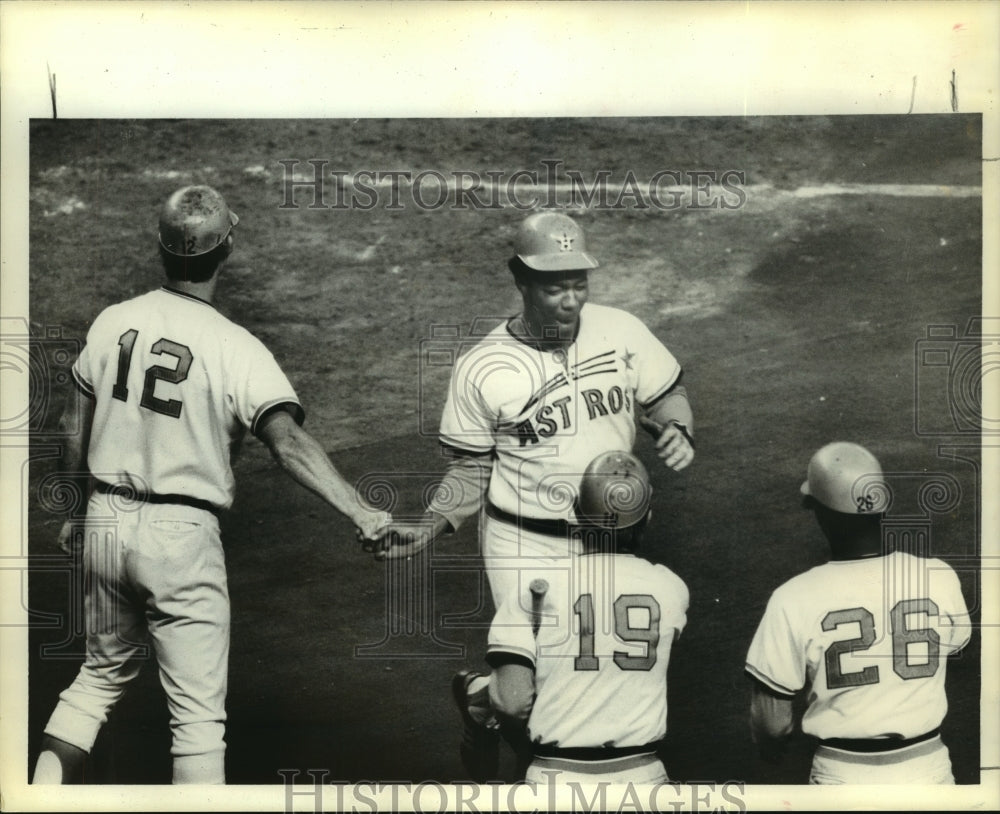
[[451, 669, 500, 782]]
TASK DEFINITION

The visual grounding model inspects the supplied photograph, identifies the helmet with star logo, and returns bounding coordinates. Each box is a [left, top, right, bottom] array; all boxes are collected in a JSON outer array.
[[514, 211, 599, 272]]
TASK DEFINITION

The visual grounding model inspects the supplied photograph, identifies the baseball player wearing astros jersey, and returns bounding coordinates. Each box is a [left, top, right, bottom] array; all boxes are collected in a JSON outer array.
[[477, 451, 689, 785], [373, 212, 694, 781], [745, 442, 971, 784], [375, 211, 694, 579], [32, 186, 389, 785]]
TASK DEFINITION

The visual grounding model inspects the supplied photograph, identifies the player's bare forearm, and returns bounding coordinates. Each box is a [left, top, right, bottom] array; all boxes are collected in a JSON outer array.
[[373, 452, 491, 560], [489, 663, 535, 723], [55, 385, 95, 554], [642, 386, 695, 471], [57, 385, 94, 492], [258, 410, 388, 538], [749, 683, 795, 762]]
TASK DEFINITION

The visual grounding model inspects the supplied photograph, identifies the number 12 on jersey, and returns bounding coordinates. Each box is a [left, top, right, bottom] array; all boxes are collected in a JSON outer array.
[[113, 329, 193, 419]]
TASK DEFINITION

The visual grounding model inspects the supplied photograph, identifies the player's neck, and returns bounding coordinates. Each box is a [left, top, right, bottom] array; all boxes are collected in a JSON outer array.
[[165, 277, 218, 305], [828, 529, 884, 560], [513, 313, 577, 351]]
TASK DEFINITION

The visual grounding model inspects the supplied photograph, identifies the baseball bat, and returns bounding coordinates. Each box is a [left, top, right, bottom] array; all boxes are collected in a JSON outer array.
[[638, 414, 665, 439], [529, 578, 549, 637]]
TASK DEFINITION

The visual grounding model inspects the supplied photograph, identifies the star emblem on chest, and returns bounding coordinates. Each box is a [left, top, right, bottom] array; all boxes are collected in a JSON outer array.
[[620, 348, 635, 370]]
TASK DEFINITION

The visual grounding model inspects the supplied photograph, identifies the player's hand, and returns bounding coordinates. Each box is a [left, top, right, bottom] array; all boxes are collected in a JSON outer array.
[[369, 521, 435, 561], [354, 510, 392, 543], [639, 416, 695, 471], [57, 518, 83, 556]]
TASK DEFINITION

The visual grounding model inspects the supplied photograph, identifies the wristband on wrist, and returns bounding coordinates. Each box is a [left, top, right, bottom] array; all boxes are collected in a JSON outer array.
[[665, 419, 695, 449]]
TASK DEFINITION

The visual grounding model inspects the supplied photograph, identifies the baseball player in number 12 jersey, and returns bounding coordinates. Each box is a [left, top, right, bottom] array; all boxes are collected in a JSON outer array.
[[33, 186, 389, 786], [745, 442, 972, 784]]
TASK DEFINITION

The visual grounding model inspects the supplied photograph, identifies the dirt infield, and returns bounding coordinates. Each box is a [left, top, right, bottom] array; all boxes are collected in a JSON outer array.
[[25, 116, 982, 785]]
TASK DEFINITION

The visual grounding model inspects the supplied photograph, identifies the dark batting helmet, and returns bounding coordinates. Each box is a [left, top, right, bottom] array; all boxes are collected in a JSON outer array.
[[575, 450, 652, 529], [158, 185, 239, 257]]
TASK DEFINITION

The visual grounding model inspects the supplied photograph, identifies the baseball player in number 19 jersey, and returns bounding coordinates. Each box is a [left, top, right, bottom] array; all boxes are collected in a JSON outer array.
[[745, 442, 972, 784], [32, 186, 389, 786], [486, 451, 689, 785]]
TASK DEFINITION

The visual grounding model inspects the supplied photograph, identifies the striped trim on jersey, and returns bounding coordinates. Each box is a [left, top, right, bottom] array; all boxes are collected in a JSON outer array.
[[530, 752, 662, 775], [814, 733, 945, 765], [71, 366, 95, 399], [744, 665, 799, 698], [639, 369, 684, 410], [250, 399, 305, 436], [160, 286, 216, 307], [486, 643, 537, 668]]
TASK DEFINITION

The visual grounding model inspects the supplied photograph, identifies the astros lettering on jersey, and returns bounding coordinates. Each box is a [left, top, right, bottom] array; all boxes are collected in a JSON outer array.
[[439, 302, 681, 521]]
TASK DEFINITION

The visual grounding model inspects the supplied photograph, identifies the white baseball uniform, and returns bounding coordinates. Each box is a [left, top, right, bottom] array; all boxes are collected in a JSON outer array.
[[487, 550, 689, 784], [438, 302, 682, 607], [745, 550, 971, 784], [43, 286, 303, 784]]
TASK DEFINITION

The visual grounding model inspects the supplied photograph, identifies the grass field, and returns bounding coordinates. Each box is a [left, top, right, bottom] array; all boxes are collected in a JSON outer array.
[[24, 116, 982, 786]]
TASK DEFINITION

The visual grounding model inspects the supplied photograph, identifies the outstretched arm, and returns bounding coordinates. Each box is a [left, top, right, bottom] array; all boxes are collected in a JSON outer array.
[[257, 409, 389, 539], [641, 384, 695, 471], [374, 448, 491, 560]]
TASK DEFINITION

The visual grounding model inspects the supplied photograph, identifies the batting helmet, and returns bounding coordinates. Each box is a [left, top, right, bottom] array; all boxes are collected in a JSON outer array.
[[158, 185, 239, 257], [575, 450, 652, 529], [801, 442, 888, 514], [515, 212, 599, 272]]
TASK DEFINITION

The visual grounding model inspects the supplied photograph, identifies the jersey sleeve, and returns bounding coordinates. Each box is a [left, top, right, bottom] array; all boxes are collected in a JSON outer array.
[[438, 347, 496, 454], [657, 568, 690, 637], [71, 309, 113, 399], [71, 350, 96, 399], [745, 588, 805, 698], [228, 331, 305, 435], [627, 315, 683, 408], [486, 583, 537, 667], [931, 561, 973, 654]]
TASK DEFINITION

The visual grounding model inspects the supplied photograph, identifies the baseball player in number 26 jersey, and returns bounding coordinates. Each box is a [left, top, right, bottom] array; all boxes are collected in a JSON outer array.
[[745, 442, 972, 784]]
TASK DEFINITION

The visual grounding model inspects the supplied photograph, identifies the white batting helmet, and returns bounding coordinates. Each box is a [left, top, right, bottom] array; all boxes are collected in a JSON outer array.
[[158, 185, 239, 257], [801, 442, 888, 514], [515, 211, 599, 272]]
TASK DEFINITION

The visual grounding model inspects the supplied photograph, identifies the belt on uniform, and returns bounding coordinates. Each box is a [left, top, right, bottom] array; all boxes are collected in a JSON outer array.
[[820, 727, 940, 753], [532, 741, 661, 761], [486, 502, 570, 538], [94, 480, 221, 518]]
